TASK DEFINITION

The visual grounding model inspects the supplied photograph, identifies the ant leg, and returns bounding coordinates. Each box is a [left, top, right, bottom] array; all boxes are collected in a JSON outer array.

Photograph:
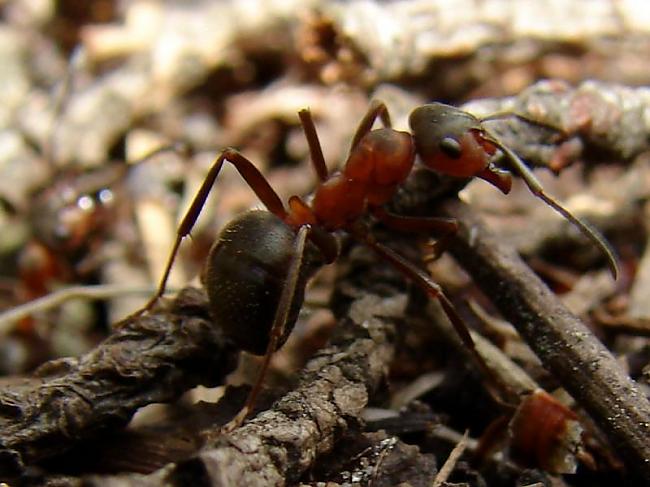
[[286, 195, 338, 263], [352, 229, 475, 352], [45, 46, 86, 168], [351, 229, 508, 399], [371, 207, 458, 261], [350, 100, 392, 151], [372, 207, 458, 236], [298, 109, 328, 182], [221, 224, 310, 432], [486, 134, 619, 279], [144, 148, 288, 310]]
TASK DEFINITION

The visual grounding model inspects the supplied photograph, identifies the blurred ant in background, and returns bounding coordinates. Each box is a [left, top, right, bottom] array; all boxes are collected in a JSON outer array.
[[0, 48, 185, 370]]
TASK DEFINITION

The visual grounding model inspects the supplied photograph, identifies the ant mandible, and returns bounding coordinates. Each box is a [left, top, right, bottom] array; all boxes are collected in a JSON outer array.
[[142, 99, 618, 428]]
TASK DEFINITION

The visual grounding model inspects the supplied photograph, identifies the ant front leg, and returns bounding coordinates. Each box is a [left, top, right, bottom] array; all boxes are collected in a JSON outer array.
[[220, 224, 311, 433], [372, 207, 458, 236], [350, 100, 393, 151], [371, 207, 459, 262], [143, 148, 288, 311]]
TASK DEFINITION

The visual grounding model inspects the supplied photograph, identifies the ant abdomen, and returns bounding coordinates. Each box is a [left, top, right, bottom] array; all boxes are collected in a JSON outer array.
[[202, 210, 324, 355]]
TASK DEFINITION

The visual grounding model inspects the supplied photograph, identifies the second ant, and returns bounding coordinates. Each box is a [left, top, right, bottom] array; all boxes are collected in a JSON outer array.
[[142, 99, 619, 428]]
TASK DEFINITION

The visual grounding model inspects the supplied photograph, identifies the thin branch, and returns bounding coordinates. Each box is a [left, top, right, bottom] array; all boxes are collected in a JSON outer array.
[[84, 239, 413, 486], [0, 288, 236, 471], [383, 145, 650, 481], [439, 198, 650, 482], [432, 430, 469, 487], [0, 284, 164, 336]]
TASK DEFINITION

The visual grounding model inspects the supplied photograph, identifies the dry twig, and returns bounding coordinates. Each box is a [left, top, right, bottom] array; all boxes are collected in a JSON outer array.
[[439, 198, 650, 481], [432, 429, 469, 487], [0, 289, 236, 474], [85, 251, 411, 485]]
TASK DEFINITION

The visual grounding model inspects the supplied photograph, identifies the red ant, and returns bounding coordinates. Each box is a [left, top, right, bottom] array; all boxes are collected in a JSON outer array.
[[0, 45, 187, 340], [143, 100, 618, 429]]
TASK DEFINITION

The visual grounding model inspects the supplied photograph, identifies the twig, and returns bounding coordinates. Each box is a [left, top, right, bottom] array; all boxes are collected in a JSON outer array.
[[439, 198, 650, 482], [461, 80, 650, 169], [432, 429, 469, 487], [0, 284, 165, 336], [0, 288, 236, 473], [85, 287, 407, 485], [81, 227, 422, 486]]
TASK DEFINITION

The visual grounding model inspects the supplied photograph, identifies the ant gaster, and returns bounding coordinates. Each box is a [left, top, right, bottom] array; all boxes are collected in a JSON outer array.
[[144, 100, 618, 429]]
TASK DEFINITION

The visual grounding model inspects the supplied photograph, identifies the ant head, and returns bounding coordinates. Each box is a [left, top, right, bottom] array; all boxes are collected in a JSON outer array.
[[409, 103, 494, 179]]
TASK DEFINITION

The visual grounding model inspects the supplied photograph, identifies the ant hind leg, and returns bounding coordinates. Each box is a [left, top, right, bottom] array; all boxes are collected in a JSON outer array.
[[143, 148, 288, 312], [350, 100, 393, 151]]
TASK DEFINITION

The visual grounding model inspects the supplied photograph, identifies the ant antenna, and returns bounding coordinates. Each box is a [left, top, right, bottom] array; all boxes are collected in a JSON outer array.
[[478, 111, 565, 135], [485, 131, 619, 279], [46, 46, 87, 168]]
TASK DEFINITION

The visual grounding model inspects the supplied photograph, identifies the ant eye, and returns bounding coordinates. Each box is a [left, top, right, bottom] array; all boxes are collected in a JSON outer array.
[[439, 136, 462, 159]]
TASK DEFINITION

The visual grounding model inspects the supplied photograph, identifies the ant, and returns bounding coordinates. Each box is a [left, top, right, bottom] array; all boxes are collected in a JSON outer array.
[[0, 45, 187, 342], [142, 99, 618, 429]]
